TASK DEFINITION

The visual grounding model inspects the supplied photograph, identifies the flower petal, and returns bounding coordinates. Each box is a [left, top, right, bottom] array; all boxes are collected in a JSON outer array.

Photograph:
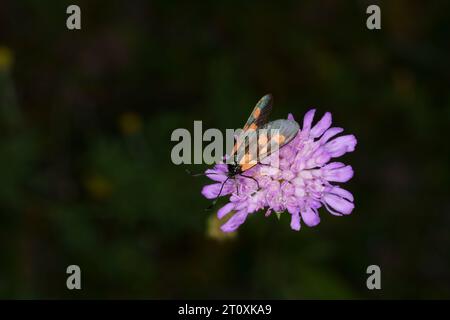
[[302, 109, 316, 132], [214, 164, 228, 172], [323, 193, 354, 215], [310, 112, 332, 138], [322, 163, 354, 182], [201, 183, 222, 199], [320, 127, 343, 144], [217, 202, 235, 219], [290, 211, 301, 231], [205, 169, 228, 182], [322, 162, 345, 170], [301, 207, 320, 227], [324, 134, 357, 157], [220, 209, 248, 232], [329, 186, 354, 202]]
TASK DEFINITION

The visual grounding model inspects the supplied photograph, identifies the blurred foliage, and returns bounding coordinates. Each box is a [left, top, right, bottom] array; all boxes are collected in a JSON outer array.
[[0, 0, 450, 298]]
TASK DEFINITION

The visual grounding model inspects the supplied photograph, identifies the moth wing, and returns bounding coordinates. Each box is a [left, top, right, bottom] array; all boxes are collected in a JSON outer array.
[[234, 119, 299, 172], [242, 94, 273, 131], [256, 119, 299, 162], [232, 130, 260, 171], [230, 94, 273, 159]]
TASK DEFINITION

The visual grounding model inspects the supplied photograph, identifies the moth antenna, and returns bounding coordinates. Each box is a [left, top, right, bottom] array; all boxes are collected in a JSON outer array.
[[258, 163, 280, 170], [185, 169, 223, 177], [185, 168, 203, 177], [205, 177, 230, 211]]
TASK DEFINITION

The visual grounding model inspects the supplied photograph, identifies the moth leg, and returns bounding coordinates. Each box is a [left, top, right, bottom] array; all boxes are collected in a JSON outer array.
[[258, 163, 279, 170]]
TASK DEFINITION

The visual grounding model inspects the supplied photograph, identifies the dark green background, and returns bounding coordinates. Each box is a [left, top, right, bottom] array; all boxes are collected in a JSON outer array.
[[1, 0, 449, 298]]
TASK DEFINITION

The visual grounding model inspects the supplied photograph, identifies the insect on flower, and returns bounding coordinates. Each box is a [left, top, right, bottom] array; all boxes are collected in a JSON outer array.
[[189, 94, 300, 209]]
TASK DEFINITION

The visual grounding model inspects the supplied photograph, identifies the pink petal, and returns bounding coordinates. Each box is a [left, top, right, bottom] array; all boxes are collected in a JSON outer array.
[[301, 207, 320, 227], [302, 109, 316, 132], [217, 202, 235, 219], [201, 183, 222, 199], [329, 186, 354, 202], [320, 127, 343, 144], [290, 211, 301, 231], [323, 193, 354, 215], [323, 162, 345, 170], [310, 112, 332, 138], [214, 164, 228, 172], [220, 209, 248, 232], [205, 169, 228, 182], [324, 134, 357, 157], [323, 163, 354, 182]]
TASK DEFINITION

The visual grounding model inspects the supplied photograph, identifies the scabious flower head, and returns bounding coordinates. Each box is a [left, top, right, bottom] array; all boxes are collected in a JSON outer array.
[[201, 110, 357, 232]]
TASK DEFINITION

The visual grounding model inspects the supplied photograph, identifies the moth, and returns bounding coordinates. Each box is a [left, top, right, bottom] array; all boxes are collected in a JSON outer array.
[[190, 94, 299, 208], [227, 93, 299, 176]]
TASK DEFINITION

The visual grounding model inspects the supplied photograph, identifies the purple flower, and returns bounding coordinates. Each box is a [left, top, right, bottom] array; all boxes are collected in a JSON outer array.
[[201, 110, 357, 232]]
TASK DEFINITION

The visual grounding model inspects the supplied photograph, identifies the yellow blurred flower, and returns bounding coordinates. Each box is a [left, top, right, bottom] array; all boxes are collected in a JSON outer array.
[[84, 175, 112, 200], [0, 46, 14, 71], [118, 112, 142, 136], [207, 213, 237, 241]]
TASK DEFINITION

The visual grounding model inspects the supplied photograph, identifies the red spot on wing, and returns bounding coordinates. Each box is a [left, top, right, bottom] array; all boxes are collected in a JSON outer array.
[[253, 108, 261, 119], [271, 134, 286, 144]]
